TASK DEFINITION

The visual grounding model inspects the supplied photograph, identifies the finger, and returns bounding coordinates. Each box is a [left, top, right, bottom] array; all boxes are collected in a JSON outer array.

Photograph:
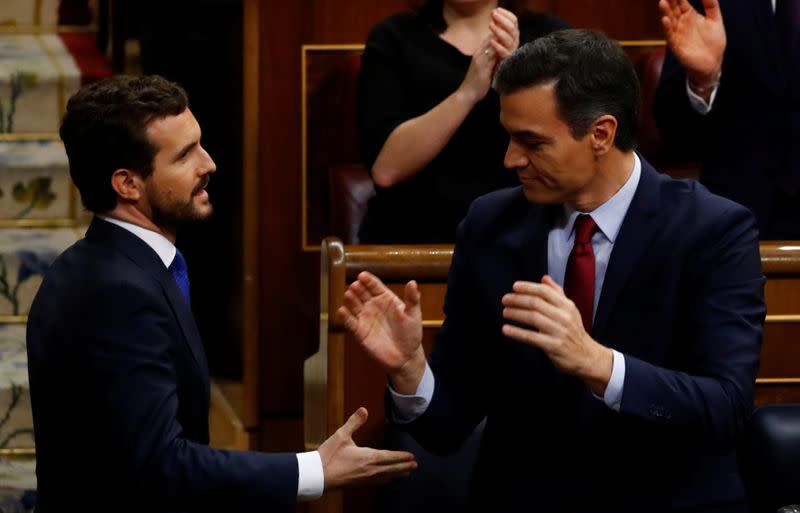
[[657, 0, 672, 19], [541, 275, 565, 295], [338, 407, 368, 438], [512, 280, 569, 308], [489, 39, 511, 60], [358, 271, 390, 297], [373, 460, 419, 475], [701, 0, 722, 21], [502, 292, 561, 320], [338, 305, 361, 332], [502, 306, 560, 334], [349, 280, 373, 305], [370, 449, 416, 464], [489, 22, 514, 50], [493, 7, 518, 26], [661, 15, 673, 35], [491, 10, 517, 36], [403, 280, 420, 310], [677, 0, 693, 16], [343, 289, 364, 316], [502, 323, 554, 349]]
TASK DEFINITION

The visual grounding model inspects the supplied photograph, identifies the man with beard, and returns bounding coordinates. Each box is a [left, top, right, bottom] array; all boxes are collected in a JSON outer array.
[[26, 75, 416, 513]]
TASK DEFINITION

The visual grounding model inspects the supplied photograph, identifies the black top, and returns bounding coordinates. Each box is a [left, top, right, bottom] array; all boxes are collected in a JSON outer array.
[[356, 11, 569, 244]]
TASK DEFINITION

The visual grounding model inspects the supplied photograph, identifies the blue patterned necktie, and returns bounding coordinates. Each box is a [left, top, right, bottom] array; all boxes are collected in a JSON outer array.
[[169, 249, 191, 304]]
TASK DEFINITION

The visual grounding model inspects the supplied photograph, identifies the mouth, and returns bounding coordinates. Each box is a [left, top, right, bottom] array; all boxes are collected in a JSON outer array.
[[193, 175, 210, 197]]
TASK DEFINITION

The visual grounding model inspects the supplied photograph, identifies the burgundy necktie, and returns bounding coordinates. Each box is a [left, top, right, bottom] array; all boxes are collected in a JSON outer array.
[[564, 214, 597, 333]]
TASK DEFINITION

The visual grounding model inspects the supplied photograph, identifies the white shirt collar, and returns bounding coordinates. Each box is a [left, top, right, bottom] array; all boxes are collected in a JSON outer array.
[[98, 215, 177, 268], [561, 152, 642, 244]]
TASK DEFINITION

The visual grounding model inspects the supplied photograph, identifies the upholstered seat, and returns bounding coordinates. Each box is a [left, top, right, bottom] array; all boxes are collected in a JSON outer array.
[[739, 404, 800, 512]]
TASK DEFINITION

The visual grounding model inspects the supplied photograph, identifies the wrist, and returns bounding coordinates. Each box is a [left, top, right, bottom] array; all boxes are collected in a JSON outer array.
[[582, 342, 613, 397], [687, 68, 721, 95], [389, 347, 426, 395], [454, 85, 481, 109]]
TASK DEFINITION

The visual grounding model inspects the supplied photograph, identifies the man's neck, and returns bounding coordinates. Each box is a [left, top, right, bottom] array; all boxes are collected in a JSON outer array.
[[104, 204, 177, 244], [568, 151, 635, 213]]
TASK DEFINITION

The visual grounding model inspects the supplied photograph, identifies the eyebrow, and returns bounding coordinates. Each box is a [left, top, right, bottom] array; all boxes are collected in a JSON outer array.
[[510, 130, 552, 143], [172, 140, 199, 163]]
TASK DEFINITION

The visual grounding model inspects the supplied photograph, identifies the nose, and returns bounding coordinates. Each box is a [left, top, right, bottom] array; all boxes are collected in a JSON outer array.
[[200, 145, 217, 174], [503, 139, 528, 170]]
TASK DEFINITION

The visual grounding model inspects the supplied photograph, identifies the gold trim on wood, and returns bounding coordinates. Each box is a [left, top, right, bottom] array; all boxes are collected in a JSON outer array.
[[618, 40, 666, 47], [0, 133, 61, 142], [0, 316, 28, 323], [422, 320, 443, 328], [0, 447, 35, 456], [765, 314, 800, 323], [757, 378, 800, 384], [0, 25, 98, 34]]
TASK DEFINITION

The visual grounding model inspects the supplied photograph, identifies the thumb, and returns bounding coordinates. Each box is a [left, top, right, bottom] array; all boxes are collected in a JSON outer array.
[[339, 407, 368, 438], [701, 0, 722, 22], [404, 280, 421, 311]]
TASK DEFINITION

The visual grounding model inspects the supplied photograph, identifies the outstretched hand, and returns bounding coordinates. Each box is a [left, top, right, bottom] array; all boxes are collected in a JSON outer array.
[[659, 0, 726, 88], [338, 272, 426, 394], [319, 407, 417, 490]]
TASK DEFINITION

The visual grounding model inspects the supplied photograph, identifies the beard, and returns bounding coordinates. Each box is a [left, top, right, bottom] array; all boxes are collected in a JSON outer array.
[[149, 175, 213, 234]]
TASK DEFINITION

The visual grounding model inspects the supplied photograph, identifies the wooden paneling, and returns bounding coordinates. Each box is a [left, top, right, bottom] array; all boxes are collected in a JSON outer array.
[[548, 0, 664, 40]]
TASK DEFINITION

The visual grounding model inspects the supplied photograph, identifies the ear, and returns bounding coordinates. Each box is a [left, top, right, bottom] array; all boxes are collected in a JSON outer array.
[[589, 115, 618, 156], [110, 168, 144, 201]]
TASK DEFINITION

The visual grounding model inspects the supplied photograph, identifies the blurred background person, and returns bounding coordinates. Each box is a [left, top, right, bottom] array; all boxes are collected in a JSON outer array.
[[357, 0, 568, 243], [654, 0, 800, 239]]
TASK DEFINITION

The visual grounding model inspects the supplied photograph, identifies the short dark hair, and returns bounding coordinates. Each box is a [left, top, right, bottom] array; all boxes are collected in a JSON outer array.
[[493, 29, 640, 151], [59, 75, 189, 213]]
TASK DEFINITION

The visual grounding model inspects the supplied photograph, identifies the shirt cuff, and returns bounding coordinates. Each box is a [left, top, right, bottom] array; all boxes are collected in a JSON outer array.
[[602, 349, 625, 412], [388, 362, 434, 423], [685, 77, 719, 114], [296, 450, 324, 501]]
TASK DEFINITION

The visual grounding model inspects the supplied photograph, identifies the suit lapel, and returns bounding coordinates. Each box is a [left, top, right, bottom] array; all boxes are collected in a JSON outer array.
[[519, 203, 556, 282], [158, 274, 208, 371], [85, 218, 207, 370], [592, 158, 663, 338]]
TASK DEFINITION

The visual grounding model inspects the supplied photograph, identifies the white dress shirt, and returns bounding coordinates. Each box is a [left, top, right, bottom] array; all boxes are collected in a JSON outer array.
[[687, 0, 776, 113], [391, 154, 643, 420], [99, 216, 325, 500]]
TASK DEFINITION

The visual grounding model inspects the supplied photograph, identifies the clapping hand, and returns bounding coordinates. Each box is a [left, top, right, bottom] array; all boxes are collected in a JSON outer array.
[[659, 0, 726, 92]]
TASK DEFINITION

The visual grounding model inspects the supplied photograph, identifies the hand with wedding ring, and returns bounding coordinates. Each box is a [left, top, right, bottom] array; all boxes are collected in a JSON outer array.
[[457, 8, 520, 106]]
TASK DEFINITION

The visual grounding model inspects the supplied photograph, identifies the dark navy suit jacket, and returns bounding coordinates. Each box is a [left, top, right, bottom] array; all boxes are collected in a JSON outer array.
[[402, 159, 765, 512], [27, 218, 297, 513], [654, 0, 800, 238]]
